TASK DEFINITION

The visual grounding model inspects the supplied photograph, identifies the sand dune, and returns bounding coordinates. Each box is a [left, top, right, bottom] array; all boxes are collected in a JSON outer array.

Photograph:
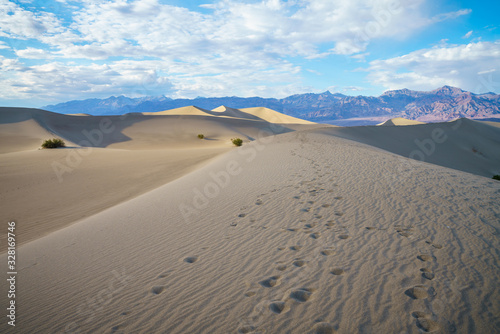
[[1, 106, 499, 333], [2, 130, 498, 333], [378, 117, 425, 126], [144, 105, 315, 125], [321, 118, 500, 178], [142, 105, 215, 117], [0, 108, 60, 153], [0, 106, 320, 248], [240, 107, 316, 124]]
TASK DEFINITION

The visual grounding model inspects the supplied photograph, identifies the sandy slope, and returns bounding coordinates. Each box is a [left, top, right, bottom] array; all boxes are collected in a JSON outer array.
[[0, 107, 320, 249], [378, 117, 425, 126], [323, 118, 500, 178], [0, 146, 229, 247], [144, 105, 315, 125], [1, 130, 499, 333]]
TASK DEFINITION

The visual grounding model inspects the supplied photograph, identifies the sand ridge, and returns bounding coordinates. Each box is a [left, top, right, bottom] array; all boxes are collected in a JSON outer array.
[[2, 130, 498, 333], [319, 118, 500, 177], [0, 106, 321, 249], [378, 117, 426, 126]]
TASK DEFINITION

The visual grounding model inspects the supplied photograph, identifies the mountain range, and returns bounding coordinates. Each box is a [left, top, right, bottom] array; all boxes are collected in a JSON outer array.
[[43, 86, 500, 123]]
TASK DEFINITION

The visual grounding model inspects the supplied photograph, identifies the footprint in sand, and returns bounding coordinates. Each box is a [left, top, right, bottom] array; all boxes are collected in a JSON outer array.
[[157, 270, 173, 278], [405, 285, 430, 300], [305, 223, 317, 228], [260, 276, 281, 288], [290, 288, 314, 302], [335, 212, 344, 217], [277, 264, 287, 271], [334, 196, 343, 200], [269, 301, 289, 314], [244, 291, 256, 297], [326, 221, 335, 227], [396, 226, 413, 237], [416, 318, 441, 332], [314, 214, 323, 219], [321, 249, 335, 256], [238, 213, 247, 218], [310, 232, 321, 239], [426, 241, 443, 249], [322, 204, 331, 208], [151, 286, 165, 295], [420, 268, 435, 280], [411, 312, 441, 332], [312, 322, 336, 334], [365, 226, 376, 230], [330, 268, 344, 275], [338, 234, 349, 240], [417, 255, 433, 262], [411, 311, 428, 319], [184, 256, 198, 263], [293, 259, 307, 267], [290, 245, 302, 251], [255, 199, 263, 205]]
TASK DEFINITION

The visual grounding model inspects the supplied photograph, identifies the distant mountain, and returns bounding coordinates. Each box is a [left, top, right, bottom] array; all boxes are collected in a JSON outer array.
[[42, 86, 500, 123]]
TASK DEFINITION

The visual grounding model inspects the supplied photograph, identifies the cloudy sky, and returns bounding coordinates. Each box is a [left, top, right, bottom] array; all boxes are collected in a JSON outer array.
[[0, 0, 499, 107]]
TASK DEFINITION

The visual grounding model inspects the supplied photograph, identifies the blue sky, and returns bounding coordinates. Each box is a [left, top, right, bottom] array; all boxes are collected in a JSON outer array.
[[0, 0, 499, 107]]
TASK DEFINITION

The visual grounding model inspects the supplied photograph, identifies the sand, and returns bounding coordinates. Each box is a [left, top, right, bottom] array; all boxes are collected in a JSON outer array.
[[378, 117, 426, 126], [322, 118, 500, 177], [0, 109, 499, 333], [0, 107, 321, 248]]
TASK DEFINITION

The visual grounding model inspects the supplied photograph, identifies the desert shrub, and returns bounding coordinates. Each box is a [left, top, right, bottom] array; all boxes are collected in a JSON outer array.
[[231, 138, 243, 147], [198, 134, 204, 139], [42, 138, 65, 149], [493, 175, 500, 181]]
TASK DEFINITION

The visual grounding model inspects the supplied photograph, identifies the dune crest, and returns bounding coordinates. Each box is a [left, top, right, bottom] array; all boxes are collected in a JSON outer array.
[[240, 106, 316, 124], [378, 117, 425, 126], [0, 106, 318, 247], [142, 105, 213, 117]]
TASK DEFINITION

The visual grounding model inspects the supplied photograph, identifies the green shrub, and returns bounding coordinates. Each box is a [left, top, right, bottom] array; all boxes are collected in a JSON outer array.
[[42, 138, 65, 149], [493, 175, 500, 181], [231, 138, 243, 147], [198, 134, 204, 139]]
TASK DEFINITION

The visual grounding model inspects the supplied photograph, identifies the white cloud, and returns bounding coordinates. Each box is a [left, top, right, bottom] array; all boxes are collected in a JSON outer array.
[[477, 69, 496, 75], [34, 0, 465, 61], [0, 60, 174, 101], [0, 0, 482, 103], [463, 30, 473, 39], [366, 41, 500, 93], [15, 47, 53, 59], [0, 0, 63, 39], [342, 86, 364, 92], [430, 8, 471, 23]]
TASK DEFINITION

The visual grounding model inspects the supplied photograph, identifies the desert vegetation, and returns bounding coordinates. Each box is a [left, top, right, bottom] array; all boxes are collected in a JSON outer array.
[[231, 138, 243, 146], [41, 138, 66, 149]]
